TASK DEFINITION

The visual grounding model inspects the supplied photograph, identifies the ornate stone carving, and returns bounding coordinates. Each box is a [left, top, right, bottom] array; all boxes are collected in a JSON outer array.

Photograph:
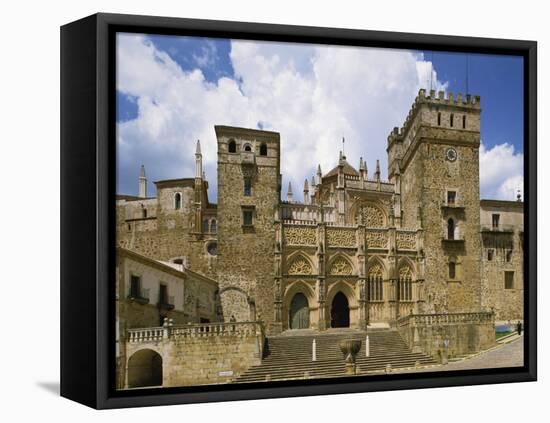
[[329, 257, 353, 275], [368, 263, 383, 277], [358, 204, 385, 227], [365, 230, 388, 249], [326, 228, 355, 247], [284, 226, 316, 246], [399, 266, 413, 279], [288, 256, 313, 275], [397, 231, 416, 250]]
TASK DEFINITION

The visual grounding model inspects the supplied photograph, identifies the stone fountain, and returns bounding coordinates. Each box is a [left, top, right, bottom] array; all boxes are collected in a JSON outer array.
[[339, 339, 362, 375]]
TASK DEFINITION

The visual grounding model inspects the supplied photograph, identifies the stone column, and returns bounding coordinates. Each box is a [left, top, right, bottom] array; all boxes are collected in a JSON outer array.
[[317, 222, 327, 330]]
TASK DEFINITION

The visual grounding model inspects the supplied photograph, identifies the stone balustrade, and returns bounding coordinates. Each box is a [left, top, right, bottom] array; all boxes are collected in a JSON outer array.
[[127, 321, 263, 343]]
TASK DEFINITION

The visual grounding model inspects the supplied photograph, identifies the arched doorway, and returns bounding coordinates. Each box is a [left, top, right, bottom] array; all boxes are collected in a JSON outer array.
[[127, 349, 163, 388], [331, 292, 350, 328], [289, 293, 309, 329]]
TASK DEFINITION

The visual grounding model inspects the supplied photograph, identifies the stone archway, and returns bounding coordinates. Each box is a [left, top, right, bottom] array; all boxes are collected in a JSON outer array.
[[330, 292, 350, 328], [127, 349, 163, 388], [289, 292, 310, 329]]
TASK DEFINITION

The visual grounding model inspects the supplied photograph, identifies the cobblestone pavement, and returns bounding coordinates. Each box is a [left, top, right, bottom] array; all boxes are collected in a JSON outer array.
[[393, 336, 524, 374]]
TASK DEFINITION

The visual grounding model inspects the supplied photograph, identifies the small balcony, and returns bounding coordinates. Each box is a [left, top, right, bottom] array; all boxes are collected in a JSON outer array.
[[158, 295, 175, 311], [127, 288, 150, 305], [480, 224, 515, 234], [240, 151, 256, 165]]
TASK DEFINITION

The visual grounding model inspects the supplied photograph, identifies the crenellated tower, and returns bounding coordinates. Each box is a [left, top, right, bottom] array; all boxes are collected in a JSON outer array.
[[387, 88, 482, 314]]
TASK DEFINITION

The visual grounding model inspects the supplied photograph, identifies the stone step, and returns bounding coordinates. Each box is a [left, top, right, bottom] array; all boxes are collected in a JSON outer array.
[[234, 329, 437, 383]]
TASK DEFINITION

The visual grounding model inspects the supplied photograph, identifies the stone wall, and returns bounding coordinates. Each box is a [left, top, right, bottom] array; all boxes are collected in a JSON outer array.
[[124, 322, 264, 387], [397, 312, 496, 361]]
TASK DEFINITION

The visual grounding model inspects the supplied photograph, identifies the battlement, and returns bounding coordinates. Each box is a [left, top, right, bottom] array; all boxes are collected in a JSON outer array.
[[387, 89, 481, 146]]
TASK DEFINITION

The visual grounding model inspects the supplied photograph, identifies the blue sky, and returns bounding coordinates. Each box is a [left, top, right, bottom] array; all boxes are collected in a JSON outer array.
[[116, 34, 524, 202]]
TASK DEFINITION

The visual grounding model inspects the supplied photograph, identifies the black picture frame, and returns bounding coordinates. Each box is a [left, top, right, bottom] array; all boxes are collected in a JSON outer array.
[[60, 12, 537, 409]]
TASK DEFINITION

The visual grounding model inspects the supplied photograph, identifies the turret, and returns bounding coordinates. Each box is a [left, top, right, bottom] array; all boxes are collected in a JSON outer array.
[[195, 139, 202, 179], [317, 164, 322, 185], [303, 178, 309, 205], [139, 164, 147, 198], [287, 181, 294, 203], [375, 159, 381, 182]]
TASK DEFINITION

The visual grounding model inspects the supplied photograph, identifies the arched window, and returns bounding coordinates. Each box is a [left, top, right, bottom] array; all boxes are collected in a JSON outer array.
[[202, 219, 209, 233], [398, 266, 413, 301], [368, 264, 383, 301], [243, 143, 252, 152], [259, 143, 268, 156], [228, 139, 236, 153], [437, 112, 441, 126], [174, 192, 181, 210], [449, 258, 456, 279], [462, 115, 466, 129], [447, 218, 455, 240], [210, 219, 217, 234], [450, 113, 454, 127]]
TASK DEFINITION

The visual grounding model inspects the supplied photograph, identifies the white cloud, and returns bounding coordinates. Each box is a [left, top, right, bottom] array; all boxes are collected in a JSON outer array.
[[116, 34, 451, 202], [479, 143, 524, 200]]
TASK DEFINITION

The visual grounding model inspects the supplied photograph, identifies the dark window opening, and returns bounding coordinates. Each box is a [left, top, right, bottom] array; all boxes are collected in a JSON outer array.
[[207, 241, 217, 256], [260, 143, 268, 156], [210, 219, 217, 234], [488, 249, 494, 261], [492, 214, 500, 229], [447, 191, 456, 206], [130, 275, 141, 298], [244, 144, 252, 152], [228, 139, 236, 153], [142, 208, 147, 218], [174, 193, 181, 210], [173, 258, 183, 265], [450, 113, 454, 127], [159, 284, 168, 304], [202, 219, 209, 233], [504, 271, 514, 289], [506, 250, 513, 262], [244, 178, 252, 196], [243, 210, 253, 226], [449, 261, 456, 279], [462, 115, 466, 129], [437, 112, 441, 126], [447, 218, 455, 240]]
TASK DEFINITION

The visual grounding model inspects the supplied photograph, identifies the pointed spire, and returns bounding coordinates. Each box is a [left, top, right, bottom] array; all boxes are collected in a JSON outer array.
[[375, 159, 381, 182], [139, 164, 147, 198], [311, 175, 316, 188], [304, 178, 309, 192], [287, 181, 294, 203], [195, 139, 203, 179], [195, 139, 201, 155], [317, 164, 322, 176], [359, 157, 366, 171], [339, 150, 344, 162]]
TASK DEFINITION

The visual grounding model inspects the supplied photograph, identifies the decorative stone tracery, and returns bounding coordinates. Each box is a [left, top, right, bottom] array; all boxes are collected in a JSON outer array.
[[358, 204, 385, 227], [329, 257, 353, 276], [287, 257, 313, 275], [326, 228, 355, 247], [284, 226, 316, 246], [397, 231, 416, 250], [366, 230, 388, 249]]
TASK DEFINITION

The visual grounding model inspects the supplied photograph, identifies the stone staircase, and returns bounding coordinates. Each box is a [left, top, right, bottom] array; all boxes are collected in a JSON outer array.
[[234, 329, 437, 383]]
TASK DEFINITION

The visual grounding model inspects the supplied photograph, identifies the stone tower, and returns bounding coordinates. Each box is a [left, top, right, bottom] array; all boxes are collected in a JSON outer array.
[[215, 126, 281, 328], [387, 89, 482, 314]]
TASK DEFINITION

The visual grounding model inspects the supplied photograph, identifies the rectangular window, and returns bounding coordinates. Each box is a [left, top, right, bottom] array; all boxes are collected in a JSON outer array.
[[506, 250, 513, 262], [243, 209, 253, 226], [130, 275, 140, 298], [449, 262, 456, 279], [504, 271, 514, 289], [487, 249, 494, 261], [492, 214, 500, 229], [159, 284, 168, 304], [447, 191, 456, 206], [244, 178, 252, 196]]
